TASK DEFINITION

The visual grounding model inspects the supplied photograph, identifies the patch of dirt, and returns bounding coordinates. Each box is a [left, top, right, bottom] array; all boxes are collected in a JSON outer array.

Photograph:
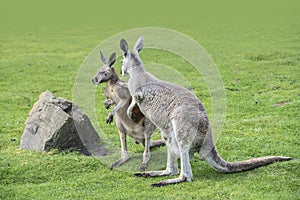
[[273, 101, 289, 107]]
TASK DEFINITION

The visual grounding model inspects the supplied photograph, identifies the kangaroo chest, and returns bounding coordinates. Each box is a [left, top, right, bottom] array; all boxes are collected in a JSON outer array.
[[105, 84, 120, 104]]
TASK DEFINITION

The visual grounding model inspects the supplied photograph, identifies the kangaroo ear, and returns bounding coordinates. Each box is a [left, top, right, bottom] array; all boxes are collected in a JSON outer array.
[[108, 52, 116, 67], [100, 51, 107, 64], [133, 36, 144, 53], [120, 39, 129, 55]]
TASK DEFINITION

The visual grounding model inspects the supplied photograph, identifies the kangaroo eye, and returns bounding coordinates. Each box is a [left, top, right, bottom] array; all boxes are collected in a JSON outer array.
[[124, 52, 127, 57]]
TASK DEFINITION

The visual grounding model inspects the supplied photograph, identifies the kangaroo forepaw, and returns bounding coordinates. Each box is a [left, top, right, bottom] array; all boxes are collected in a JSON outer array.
[[133, 91, 144, 102], [104, 99, 113, 110], [106, 114, 113, 124], [104, 103, 111, 110], [129, 112, 137, 122]]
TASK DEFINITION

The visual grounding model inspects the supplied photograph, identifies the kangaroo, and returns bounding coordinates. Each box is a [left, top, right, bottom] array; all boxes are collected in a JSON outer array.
[[92, 51, 165, 171], [120, 36, 293, 187]]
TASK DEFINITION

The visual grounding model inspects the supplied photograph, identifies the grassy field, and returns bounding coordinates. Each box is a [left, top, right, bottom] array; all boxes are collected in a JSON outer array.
[[1, 0, 299, 199]]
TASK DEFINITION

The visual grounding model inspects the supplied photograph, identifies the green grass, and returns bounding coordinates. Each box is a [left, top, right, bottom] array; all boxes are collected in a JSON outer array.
[[1, 0, 299, 199]]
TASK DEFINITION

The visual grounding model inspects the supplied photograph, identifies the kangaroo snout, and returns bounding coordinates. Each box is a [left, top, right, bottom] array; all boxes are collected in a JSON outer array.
[[92, 77, 100, 85]]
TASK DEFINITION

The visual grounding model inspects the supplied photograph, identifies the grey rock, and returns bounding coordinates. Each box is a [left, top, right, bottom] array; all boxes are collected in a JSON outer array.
[[20, 90, 107, 156]]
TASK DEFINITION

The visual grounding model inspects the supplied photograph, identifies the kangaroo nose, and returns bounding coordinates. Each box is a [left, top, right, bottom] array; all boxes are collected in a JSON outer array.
[[92, 77, 97, 84]]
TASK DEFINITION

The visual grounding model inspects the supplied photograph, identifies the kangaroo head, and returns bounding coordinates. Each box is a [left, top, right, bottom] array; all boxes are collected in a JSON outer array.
[[120, 36, 144, 76], [92, 51, 116, 85]]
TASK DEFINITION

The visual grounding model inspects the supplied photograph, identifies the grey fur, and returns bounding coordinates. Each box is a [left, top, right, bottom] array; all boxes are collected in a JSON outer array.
[[100, 51, 107, 64], [92, 51, 164, 171], [120, 36, 293, 186], [133, 36, 144, 53]]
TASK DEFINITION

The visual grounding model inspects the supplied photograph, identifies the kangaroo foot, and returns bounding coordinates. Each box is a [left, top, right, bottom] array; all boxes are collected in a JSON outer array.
[[134, 169, 174, 178], [151, 177, 188, 187], [110, 157, 130, 169]]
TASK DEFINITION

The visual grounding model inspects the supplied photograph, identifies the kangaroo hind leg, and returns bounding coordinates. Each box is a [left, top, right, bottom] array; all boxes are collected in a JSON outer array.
[[134, 146, 178, 178], [110, 130, 130, 169], [140, 131, 151, 172], [151, 120, 194, 187], [151, 146, 192, 187], [134, 129, 178, 178]]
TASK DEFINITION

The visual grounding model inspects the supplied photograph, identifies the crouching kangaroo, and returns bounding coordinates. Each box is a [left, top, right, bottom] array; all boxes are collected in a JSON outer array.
[[120, 36, 293, 186], [92, 51, 165, 171]]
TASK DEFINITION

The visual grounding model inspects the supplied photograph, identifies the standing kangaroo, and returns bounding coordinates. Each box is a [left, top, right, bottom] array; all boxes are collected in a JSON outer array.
[[120, 36, 292, 186], [92, 51, 164, 171]]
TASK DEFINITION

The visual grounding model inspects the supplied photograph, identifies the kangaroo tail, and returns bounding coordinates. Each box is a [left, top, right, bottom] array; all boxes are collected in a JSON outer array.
[[202, 147, 293, 173]]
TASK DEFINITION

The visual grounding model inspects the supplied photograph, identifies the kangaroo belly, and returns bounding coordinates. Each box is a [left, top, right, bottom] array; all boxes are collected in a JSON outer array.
[[115, 111, 145, 139]]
